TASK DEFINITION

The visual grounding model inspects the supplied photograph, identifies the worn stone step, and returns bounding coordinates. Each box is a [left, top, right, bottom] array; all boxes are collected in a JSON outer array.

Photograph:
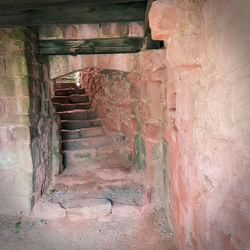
[[62, 135, 112, 150], [61, 126, 104, 140], [70, 94, 89, 103], [63, 198, 112, 221], [61, 119, 101, 130], [100, 185, 144, 206], [55, 88, 85, 96], [56, 102, 91, 112], [52, 94, 89, 104], [95, 167, 130, 181], [55, 82, 76, 89], [58, 110, 97, 120], [31, 199, 66, 220], [62, 148, 98, 163], [52, 96, 70, 104], [111, 204, 144, 218], [55, 88, 74, 96]]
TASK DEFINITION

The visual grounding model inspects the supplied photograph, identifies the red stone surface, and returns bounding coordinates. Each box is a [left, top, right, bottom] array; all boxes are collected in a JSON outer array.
[[150, 0, 250, 249]]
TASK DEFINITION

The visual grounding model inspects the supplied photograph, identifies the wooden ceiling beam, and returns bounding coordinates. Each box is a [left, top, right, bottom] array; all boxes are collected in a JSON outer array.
[[39, 37, 145, 55], [0, 2, 146, 26]]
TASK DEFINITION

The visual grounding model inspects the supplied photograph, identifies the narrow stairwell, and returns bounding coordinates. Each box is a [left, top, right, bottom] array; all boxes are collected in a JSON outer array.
[[40, 80, 146, 221]]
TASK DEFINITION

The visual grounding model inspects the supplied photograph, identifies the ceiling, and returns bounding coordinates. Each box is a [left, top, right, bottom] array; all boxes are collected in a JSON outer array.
[[0, 0, 161, 54]]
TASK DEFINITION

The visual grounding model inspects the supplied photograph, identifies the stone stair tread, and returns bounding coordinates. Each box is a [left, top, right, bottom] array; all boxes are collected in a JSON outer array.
[[57, 102, 91, 106], [63, 198, 112, 221], [55, 82, 77, 89], [57, 110, 97, 120], [97, 157, 132, 169], [56, 102, 91, 111], [62, 135, 112, 150], [95, 167, 130, 181], [62, 134, 111, 143], [61, 126, 103, 132], [61, 126, 104, 140], [62, 148, 98, 162], [57, 109, 90, 114], [61, 119, 101, 130]]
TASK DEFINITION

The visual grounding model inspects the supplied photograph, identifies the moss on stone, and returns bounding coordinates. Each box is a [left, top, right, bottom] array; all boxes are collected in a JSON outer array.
[[120, 135, 126, 142], [8, 28, 25, 41], [133, 134, 146, 171], [75, 153, 91, 159], [16, 57, 28, 76]]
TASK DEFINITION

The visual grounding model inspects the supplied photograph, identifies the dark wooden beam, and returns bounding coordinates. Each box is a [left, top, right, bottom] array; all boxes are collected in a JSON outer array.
[[0, 0, 147, 10], [39, 37, 145, 55], [0, 2, 146, 26]]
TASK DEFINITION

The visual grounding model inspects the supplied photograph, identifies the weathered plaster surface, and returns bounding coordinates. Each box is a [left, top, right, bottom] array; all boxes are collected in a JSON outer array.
[[149, 0, 250, 249]]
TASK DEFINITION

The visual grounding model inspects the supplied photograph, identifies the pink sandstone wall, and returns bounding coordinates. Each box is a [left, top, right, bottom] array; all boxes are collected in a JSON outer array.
[[50, 50, 169, 210], [150, 0, 250, 249]]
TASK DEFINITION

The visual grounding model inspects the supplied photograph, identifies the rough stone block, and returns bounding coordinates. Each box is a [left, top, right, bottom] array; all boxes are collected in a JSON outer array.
[[99, 23, 128, 38], [143, 123, 162, 140], [64, 198, 112, 221], [8, 126, 30, 142], [166, 34, 203, 67], [149, 1, 180, 40], [39, 24, 99, 40], [97, 54, 112, 69], [0, 143, 33, 172], [31, 199, 66, 220], [128, 22, 144, 37]]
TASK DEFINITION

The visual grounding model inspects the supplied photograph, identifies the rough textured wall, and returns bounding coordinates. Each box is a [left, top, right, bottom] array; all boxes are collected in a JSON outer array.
[[78, 68, 137, 158], [150, 0, 250, 249], [76, 50, 169, 211], [0, 28, 33, 215], [48, 53, 137, 79], [0, 27, 60, 215], [25, 27, 60, 207], [136, 50, 169, 211]]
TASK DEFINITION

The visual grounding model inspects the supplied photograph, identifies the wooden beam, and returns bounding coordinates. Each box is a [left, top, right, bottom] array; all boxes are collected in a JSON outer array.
[[0, 0, 147, 10], [0, 2, 146, 26], [39, 37, 145, 55]]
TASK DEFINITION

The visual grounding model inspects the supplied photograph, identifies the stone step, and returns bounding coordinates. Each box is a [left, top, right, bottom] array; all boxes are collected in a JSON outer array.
[[61, 126, 104, 140], [50, 181, 145, 207], [55, 88, 85, 96], [56, 102, 91, 112], [52, 94, 89, 104], [70, 94, 89, 103], [62, 135, 112, 150], [100, 184, 144, 206], [95, 167, 130, 182], [62, 148, 98, 163], [61, 119, 101, 130], [52, 96, 70, 104], [55, 82, 76, 89], [63, 198, 112, 221], [58, 110, 97, 120]]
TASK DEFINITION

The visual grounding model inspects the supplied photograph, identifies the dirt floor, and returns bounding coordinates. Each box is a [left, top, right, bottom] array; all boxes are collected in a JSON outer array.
[[0, 209, 176, 250]]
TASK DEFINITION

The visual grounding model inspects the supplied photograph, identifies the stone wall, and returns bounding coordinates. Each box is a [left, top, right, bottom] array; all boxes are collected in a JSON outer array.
[[150, 0, 250, 249], [0, 27, 33, 215], [25, 27, 61, 207], [0, 27, 60, 215], [79, 68, 138, 158], [73, 50, 169, 211]]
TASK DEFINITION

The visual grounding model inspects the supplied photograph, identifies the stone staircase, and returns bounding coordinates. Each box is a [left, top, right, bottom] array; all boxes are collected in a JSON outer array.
[[35, 81, 145, 221]]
